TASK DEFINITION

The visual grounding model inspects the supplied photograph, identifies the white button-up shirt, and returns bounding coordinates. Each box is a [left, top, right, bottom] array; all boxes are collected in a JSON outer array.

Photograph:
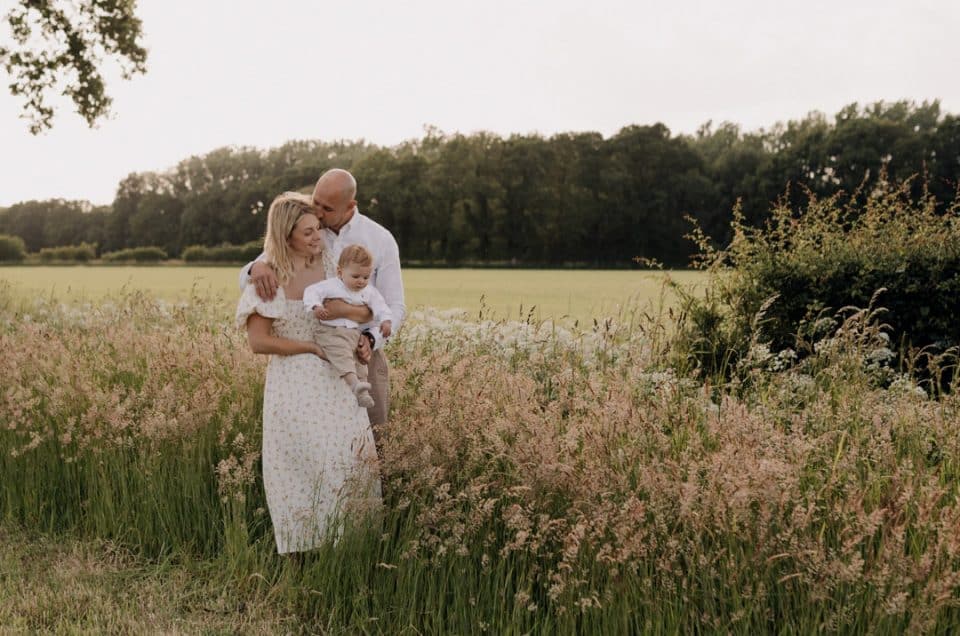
[[240, 208, 405, 350], [302, 277, 392, 328]]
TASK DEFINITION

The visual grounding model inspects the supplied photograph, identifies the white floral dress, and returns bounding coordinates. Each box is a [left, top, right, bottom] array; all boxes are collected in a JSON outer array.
[[235, 284, 381, 553]]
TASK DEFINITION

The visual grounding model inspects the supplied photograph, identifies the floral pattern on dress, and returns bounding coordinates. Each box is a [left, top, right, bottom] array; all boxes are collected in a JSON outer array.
[[236, 284, 381, 553]]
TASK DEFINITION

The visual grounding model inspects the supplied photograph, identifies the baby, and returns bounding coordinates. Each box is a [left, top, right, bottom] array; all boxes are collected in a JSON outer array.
[[303, 244, 392, 408]]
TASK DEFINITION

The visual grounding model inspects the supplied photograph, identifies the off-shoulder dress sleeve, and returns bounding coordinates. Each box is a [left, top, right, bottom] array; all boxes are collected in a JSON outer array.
[[235, 285, 286, 329]]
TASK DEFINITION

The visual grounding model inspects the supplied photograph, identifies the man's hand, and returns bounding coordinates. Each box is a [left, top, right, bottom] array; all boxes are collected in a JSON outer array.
[[313, 305, 332, 320], [250, 261, 279, 301], [356, 333, 372, 363], [379, 320, 392, 338]]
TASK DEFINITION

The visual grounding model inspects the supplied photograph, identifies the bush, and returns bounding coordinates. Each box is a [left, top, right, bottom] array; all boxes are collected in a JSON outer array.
[[101, 246, 168, 263], [38, 243, 97, 262], [181, 241, 262, 263], [0, 235, 26, 262], [679, 179, 960, 382]]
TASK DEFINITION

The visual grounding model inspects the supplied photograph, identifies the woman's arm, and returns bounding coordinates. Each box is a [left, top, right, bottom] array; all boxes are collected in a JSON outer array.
[[246, 314, 327, 359], [323, 299, 373, 323]]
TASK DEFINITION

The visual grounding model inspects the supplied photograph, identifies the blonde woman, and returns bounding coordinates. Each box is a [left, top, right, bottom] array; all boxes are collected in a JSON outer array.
[[235, 192, 380, 554]]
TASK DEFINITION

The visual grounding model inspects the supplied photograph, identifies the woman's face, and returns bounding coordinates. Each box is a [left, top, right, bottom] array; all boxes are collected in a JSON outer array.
[[287, 212, 323, 256]]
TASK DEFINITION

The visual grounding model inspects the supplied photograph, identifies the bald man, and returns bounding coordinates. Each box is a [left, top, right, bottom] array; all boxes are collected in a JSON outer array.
[[241, 169, 406, 432]]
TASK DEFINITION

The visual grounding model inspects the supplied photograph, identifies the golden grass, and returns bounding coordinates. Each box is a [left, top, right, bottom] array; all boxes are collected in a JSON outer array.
[[0, 525, 294, 634], [3, 286, 959, 632]]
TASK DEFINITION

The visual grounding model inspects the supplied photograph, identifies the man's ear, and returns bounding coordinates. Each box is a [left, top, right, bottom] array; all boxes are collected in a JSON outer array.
[[348, 199, 358, 212]]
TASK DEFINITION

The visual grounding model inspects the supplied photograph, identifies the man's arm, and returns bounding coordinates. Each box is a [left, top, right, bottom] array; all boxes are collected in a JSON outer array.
[[238, 254, 262, 290], [239, 253, 279, 301], [364, 287, 393, 324], [373, 234, 405, 337], [324, 299, 373, 323]]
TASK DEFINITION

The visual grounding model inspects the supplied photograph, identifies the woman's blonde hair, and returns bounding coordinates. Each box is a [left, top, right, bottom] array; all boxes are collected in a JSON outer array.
[[262, 192, 320, 285]]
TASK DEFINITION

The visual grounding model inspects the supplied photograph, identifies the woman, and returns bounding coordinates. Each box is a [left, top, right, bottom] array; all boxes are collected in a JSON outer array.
[[235, 192, 380, 554]]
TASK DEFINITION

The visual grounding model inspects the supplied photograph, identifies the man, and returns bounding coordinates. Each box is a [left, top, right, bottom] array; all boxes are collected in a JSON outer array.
[[242, 169, 406, 429]]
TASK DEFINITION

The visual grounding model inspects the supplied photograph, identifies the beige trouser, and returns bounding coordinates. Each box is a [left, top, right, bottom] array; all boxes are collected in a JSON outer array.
[[315, 325, 367, 382], [315, 325, 389, 430]]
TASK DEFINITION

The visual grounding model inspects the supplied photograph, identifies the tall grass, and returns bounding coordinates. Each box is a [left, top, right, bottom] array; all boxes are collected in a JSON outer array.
[[2, 282, 959, 632]]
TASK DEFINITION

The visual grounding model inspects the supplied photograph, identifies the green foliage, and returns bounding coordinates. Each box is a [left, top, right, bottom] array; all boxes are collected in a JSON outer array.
[[181, 241, 262, 263], [0, 235, 26, 262], [678, 179, 960, 383], [100, 246, 167, 263], [0, 199, 108, 252], [4, 101, 960, 268], [37, 243, 96, 262], [0, 1, 147, 133]]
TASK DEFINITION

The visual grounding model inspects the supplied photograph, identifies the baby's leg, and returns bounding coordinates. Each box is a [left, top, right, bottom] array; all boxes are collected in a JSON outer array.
[[317, 326, 374, 407], [315, 326, 360, 382], [352, 345, 374, 407], [342, 371, 359, 390], [340, 370, 374, 408]]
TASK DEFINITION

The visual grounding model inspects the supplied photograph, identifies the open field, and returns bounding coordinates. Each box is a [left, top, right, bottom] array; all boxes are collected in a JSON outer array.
[[0, 266, 705, 322]]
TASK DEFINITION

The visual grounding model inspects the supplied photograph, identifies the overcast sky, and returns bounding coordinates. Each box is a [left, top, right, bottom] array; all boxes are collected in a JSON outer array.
[[1, 0, 957, 207]]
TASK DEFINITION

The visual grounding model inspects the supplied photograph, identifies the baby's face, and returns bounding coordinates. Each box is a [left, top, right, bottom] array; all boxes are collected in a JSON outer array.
[[340, 263, 372, 291]]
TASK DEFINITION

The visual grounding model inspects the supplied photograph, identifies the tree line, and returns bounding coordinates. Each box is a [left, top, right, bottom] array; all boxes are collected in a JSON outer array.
[[2, 100, 958, 267]]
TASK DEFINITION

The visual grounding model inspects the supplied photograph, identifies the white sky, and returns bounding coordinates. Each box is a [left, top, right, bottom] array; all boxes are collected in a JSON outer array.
[[1, 0, 958, 207]]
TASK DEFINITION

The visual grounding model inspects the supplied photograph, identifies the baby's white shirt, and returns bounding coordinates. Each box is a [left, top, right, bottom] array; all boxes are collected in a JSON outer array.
[[302, 278, 393, 329]]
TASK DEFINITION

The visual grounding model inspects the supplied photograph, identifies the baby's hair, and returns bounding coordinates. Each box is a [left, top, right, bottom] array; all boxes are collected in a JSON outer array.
[[339, 244, 374, 268]]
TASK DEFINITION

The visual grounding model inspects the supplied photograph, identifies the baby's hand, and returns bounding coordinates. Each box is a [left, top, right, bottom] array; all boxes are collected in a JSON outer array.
[[380, 320, 392, 338], [313, 305, 332, 320]]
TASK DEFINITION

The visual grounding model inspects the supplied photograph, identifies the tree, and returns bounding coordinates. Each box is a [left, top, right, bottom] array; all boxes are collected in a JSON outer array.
[[0, 199, 105, 250], [2, 100, 957, 266], [1, 0, 147, 133]]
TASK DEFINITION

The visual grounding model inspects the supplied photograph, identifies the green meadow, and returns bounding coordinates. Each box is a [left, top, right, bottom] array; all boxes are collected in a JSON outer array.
[[0, 266, 705, 322]]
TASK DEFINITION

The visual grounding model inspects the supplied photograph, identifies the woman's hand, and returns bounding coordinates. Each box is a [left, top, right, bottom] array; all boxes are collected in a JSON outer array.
[[309, 342, 328, 360]]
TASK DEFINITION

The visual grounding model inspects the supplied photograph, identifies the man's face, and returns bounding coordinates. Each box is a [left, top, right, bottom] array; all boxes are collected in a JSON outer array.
[[312, 180, 354, 232], [339, 263, 372, 292]]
